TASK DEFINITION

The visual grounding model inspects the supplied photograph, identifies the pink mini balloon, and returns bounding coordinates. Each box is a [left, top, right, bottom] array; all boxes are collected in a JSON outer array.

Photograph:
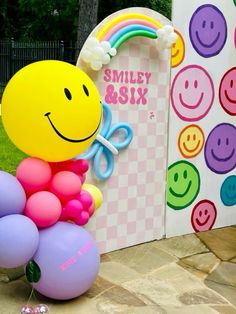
[[25, 191, 62, 228], [77, 190, 93, 210], [50, 171, 81, 202], [75, 211, 90, 225], [16, 158, 52, 195], [87, 203, 95, 217], [65, 199, 83, 218]]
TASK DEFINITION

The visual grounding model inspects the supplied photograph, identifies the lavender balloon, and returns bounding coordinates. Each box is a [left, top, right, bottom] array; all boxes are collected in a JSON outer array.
[[31, 222, 100, 300], [0, 171, 26, 218], [0, 214, 39, 268]]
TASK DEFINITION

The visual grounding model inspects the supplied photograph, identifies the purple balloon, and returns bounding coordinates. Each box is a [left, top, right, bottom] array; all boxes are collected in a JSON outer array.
[[189, 4, 227, 57], [0, 171, 26, 218], [0, 214, 39, 268], [31, 222, 100, 300], [204, 123, 236, 174]]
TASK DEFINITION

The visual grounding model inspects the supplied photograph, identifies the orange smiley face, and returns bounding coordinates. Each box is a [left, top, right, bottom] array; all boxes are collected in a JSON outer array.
[[178, 124, 205, 158], [171, 30, 185, 68]]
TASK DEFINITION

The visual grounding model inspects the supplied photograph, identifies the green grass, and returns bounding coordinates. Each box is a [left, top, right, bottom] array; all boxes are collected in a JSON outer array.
[[0, 118, 26, 175]]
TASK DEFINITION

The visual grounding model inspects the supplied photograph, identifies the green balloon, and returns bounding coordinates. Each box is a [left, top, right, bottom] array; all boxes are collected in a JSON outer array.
[[113, 30, 157, 50], [167, 160, 200, 210]]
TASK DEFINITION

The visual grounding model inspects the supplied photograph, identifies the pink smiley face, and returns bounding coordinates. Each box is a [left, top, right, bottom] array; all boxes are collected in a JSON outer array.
[[219, 67, 236, 116], [191, 199, 217, 232], [171, 65, 214, 121]]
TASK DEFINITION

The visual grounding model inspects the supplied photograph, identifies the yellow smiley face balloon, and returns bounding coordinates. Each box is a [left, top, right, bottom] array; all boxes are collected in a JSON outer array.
[[171, 30, 185, 68], [2, 61, 102, 162]]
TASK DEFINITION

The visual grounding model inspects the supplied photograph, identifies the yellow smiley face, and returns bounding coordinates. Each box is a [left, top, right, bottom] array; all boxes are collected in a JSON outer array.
[[171, 30, 185, 68], [2, 60, 102, 162], [178, 124, 205, 158]]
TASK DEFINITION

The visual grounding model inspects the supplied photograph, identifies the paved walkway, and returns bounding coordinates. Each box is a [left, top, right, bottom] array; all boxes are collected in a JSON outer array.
[[1, 226, 236, 313]]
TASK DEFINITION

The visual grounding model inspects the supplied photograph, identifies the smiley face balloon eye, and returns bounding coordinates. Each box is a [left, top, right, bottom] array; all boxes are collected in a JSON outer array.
[[83, 84, 89, 96], [64, 88, 72, 100]]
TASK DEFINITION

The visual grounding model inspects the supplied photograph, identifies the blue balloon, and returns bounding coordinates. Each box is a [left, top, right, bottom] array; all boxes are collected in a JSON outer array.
[[0, 214, 39, 268], [0, 171, 26, 218], [220, 175, 236, 206], [31, 222, 100, 300]]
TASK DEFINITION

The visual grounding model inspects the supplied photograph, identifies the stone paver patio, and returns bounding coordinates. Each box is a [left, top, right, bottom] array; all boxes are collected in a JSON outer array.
[[1, 226, 236, 314]]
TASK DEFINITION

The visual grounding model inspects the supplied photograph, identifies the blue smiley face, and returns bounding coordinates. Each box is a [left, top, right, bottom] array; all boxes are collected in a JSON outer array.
[[220, 175, 236, 206]]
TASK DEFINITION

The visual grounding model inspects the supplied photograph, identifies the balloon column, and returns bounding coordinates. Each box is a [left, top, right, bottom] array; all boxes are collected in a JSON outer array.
[[0, 61, 103, 301]]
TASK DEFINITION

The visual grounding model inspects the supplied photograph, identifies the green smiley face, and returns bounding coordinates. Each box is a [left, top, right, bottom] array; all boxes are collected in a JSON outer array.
[[167, 160, 200, 210]]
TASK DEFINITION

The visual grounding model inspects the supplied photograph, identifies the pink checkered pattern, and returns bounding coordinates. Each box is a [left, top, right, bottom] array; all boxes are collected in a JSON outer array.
[[78, 8, 171, 253]]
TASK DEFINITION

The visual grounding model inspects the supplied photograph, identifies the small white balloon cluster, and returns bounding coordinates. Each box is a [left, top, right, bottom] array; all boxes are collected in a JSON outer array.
[[156, 25, 178, 51], [80, 37, 117, 71]]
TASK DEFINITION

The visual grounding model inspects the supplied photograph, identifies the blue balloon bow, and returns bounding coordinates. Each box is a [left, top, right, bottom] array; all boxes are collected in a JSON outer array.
[[75, 102, 133, 180]]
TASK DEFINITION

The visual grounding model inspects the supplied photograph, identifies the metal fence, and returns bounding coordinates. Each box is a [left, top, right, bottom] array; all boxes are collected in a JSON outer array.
[[0, 39, 79, 95]]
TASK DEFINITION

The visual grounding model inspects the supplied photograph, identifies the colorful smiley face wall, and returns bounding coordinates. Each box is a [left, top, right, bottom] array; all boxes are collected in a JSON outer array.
[[2, 61, 102, 162], [166, 0, 236, 237]]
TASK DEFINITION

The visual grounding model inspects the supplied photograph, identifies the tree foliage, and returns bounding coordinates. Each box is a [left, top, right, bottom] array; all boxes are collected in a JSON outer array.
[[98, 0, 172, 23], [18, 0, 79, 40], [0, 0, 172, 41]]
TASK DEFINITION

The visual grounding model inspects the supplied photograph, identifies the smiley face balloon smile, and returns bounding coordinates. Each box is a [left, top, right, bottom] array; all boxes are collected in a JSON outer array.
[[2, 61, 102, 162]]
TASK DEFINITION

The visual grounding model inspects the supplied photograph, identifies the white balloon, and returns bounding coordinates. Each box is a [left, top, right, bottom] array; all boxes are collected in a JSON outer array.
[[86, 37, 99, 49], [164, 25, 174, 34], [101, 41, 111, 53], [102, 54, 111, 64], [93, 47, 105, 60], [109, 48, 117, 57], [80, 49, 92, 63], [169, 32, 178, 43], [156, 28, 165, 38], [91, 60, 102, 71]]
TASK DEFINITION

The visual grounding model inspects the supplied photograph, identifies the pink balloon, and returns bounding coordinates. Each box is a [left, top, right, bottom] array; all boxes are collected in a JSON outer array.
[[78, 173, 86, 184], [65, 199, 83, 218], [16, 157, 52, 195], [50, 159, 89, 176], [75, 211, 90, 225], [50, 171, 81, 202], [87, 203, 95, 217], [25, 191, 62, 228], [49, 160, 71, 174], [77, 190, 93, 210], [68, 159, 89, 175]]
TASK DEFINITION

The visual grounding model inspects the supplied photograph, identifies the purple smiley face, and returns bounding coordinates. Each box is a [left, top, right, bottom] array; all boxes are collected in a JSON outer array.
[[189, 4, 227, 58], [205, 123, 236, 174]]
